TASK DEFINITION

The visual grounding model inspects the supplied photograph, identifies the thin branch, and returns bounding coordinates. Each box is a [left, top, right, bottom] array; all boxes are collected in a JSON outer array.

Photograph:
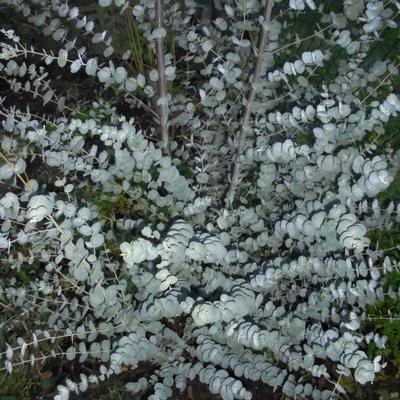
[[155, 0, 170, 155], [126, 92, 161, 120], [225, 0, 274, 205]]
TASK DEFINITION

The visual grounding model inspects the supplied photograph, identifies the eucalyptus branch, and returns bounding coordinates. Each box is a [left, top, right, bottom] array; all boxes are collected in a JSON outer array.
[[225, 0, 275, 205], [1, 0, 399, 397], [154, 0, 170, 155]]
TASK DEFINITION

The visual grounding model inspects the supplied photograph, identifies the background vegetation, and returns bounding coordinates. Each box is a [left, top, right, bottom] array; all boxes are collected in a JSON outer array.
[[1, 0, 400, 399]]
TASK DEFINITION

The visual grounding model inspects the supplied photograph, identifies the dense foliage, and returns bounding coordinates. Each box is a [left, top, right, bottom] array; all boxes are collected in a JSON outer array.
[[1, 0, 400, 399]]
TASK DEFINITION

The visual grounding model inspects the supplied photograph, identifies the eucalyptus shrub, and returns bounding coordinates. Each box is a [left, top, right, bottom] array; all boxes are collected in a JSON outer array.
[[1, 0, 400, 399]]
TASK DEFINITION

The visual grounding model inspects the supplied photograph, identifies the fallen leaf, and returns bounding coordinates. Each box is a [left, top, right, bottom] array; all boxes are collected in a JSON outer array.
[[187, 385, 194, 400]]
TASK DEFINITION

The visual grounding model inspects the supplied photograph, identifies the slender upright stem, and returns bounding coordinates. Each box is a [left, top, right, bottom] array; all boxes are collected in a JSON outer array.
[[225, 0, 274, 205], [155, 0, 170, 155]]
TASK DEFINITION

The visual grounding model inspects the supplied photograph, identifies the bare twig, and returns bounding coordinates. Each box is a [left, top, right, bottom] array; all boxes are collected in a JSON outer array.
[[225, 0, 274, 205], [155, 0, 170, 155], [126, 92, 161, 120]]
